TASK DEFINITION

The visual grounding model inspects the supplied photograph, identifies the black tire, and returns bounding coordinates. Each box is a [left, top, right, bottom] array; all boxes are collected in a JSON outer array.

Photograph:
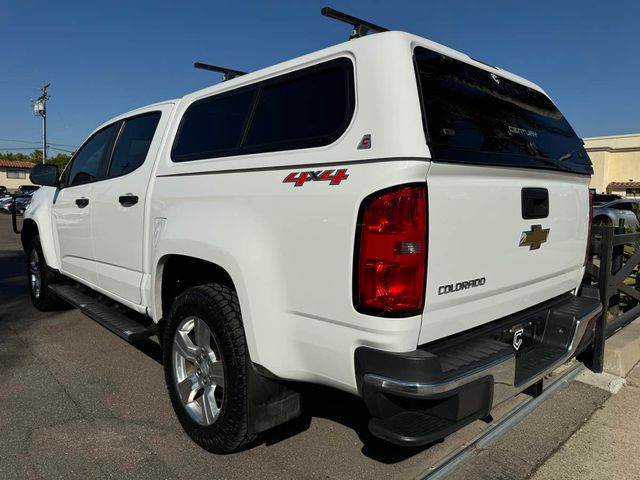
[[27, 236, 66, 311], [163, 284, 257, 453]]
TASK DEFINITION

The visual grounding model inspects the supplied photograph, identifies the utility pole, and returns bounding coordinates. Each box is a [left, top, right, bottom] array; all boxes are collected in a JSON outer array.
[[33, 83, 50, 164]]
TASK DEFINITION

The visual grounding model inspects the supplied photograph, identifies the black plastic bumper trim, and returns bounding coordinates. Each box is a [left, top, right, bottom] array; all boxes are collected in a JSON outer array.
[[355, 292, 602, 446]]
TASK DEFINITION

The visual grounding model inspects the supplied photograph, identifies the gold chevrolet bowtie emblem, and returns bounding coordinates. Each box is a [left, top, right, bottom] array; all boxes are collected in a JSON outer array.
[[519, 224, 550, 250]]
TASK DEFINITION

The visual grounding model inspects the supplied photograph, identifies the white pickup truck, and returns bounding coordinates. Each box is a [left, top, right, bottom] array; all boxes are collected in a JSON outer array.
[[21, 10, 600, 453]]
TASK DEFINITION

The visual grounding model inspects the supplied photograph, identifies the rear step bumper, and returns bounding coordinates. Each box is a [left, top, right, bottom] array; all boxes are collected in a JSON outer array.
[[355, 293, 602, 447]]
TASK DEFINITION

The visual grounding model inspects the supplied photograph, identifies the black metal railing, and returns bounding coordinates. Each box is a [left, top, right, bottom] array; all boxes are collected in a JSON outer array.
[[584, 220, 640, 372]]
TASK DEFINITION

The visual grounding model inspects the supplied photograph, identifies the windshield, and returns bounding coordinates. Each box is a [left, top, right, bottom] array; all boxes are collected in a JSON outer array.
[[414, 47, 592, 175]]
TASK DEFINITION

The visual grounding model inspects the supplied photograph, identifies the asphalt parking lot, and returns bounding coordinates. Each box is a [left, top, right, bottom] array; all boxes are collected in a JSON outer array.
[[0, 215, 611, 479]]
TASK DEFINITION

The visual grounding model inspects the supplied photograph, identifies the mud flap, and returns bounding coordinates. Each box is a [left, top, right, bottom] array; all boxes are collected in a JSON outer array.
[[246, 362, 302, 434]]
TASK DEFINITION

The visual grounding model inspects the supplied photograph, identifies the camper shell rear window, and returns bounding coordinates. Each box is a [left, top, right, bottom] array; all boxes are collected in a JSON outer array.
[[414, 47, 592, 175]]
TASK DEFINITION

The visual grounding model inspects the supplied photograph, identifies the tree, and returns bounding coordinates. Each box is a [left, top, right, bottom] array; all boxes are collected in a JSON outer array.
[[47, 152, 72, 171], [0, 150, 71, 171], [29, 150, 43, 164], [0, 151, 31, 163]]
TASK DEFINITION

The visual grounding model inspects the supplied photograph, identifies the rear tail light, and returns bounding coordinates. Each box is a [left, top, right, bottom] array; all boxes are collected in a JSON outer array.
[[354, 184, 427, 316], [585, 190, 593, 264]]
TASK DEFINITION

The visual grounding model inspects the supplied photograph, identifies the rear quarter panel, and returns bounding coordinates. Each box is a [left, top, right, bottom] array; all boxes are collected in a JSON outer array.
[[151, 159, 429, 393]]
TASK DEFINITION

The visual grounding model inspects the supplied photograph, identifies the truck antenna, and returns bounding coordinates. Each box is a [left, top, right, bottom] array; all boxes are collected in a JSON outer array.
[[321, 7, 388, 40], [194, 63, 247, 82]]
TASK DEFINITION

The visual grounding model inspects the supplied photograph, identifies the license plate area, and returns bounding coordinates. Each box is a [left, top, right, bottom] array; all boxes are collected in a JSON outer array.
[[493, 310, 577, 386], [495, 309, 576, 353]]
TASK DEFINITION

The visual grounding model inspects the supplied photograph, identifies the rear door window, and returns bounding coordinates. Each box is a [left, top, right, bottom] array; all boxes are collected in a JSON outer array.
[[414, 47, 592, 175], [108, 113, 161, 177]]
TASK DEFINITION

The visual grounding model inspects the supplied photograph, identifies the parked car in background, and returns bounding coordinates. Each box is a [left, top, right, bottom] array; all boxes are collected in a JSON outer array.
[[0, 185, 40, 215], [592, 193, 622, 204], [593, 199, 640, 228], [0, 195, 32, 215], [0, 196, 9, 213], [17, 185, 40, 195]]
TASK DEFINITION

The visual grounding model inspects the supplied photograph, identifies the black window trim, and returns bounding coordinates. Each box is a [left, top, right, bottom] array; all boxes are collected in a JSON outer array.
[[61, 110, 162, 189], [171, 56, 356, 163]]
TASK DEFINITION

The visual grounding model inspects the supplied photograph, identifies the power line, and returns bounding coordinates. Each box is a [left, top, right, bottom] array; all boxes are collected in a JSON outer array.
[[0, 145, 75, 152], [1, 144, 75, 154], [48, 146, 75, 154], [0, 138, 78, 148], [0, 138, 40, 145], [0, 147, 39, 151]]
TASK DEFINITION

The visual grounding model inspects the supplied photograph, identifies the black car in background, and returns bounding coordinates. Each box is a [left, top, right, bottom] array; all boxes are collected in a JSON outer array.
[[17, 185, 40, 195]]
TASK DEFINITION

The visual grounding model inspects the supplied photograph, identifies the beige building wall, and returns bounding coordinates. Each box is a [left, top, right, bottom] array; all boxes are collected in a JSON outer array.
[[0, 167, 34, 191], [584, 133, 640, 195]]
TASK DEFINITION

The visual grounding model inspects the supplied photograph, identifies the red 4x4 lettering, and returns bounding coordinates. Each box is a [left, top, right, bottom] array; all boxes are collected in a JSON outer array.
[[283, 172, 309, 187], [283, 169, 349, 187]]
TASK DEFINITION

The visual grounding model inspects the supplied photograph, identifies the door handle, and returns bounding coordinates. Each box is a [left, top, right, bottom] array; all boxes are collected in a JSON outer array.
[[118, 195, 139, 207], [75, 198, 89, 208]]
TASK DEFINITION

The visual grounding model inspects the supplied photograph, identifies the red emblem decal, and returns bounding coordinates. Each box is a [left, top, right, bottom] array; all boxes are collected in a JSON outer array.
[[283, 169, 349, 187]]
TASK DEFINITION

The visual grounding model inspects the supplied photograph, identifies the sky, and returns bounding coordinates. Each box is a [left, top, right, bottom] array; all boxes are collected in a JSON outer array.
[[1, 0, 639, 154]]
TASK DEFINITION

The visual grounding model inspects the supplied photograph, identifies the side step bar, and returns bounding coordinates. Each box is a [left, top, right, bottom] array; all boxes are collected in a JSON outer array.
[[49, 284, 156, 342]]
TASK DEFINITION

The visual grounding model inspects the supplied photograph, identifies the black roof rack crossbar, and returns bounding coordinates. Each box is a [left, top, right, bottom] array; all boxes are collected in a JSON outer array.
[[321, 7, 388, 40], [194, 62, 247, 81]]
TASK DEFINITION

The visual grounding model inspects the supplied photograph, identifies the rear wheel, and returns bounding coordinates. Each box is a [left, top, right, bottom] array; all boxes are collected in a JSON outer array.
[[163, 284, 256, 453], [27, 236, 66, 311]]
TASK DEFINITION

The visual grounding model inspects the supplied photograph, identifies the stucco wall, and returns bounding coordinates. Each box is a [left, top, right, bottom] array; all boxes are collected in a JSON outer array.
[[0, 168, 34, 191], [585, 134, 640, 194]]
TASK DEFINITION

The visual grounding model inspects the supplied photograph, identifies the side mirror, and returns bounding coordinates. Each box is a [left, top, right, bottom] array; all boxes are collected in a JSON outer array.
[[30, 164, 59, 187]]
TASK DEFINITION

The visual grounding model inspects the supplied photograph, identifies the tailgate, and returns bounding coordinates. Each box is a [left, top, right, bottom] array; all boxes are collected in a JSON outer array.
[[419, 162, 590, 344], [412, 45, 593, 344]]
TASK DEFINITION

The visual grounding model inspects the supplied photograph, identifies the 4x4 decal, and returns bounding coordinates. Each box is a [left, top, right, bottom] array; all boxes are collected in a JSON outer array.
[[283, 169, 349, 187]]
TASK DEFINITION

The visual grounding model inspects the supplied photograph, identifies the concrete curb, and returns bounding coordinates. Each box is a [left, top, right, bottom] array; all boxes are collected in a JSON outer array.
[[603, 320, 640, 377], [576, 370, 626, 394]]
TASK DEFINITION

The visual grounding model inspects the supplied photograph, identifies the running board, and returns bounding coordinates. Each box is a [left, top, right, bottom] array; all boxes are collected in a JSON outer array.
[[49, 284, 156, 342]]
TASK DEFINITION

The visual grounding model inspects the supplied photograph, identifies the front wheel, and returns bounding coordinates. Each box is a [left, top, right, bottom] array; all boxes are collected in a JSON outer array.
[[27, 236, 66, 311], [163, 284, 256, 453]]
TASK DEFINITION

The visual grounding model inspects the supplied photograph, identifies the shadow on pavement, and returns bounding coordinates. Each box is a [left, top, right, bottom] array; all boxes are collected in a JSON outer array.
[[264, 383, 436, 463], [0, 230, 429, 465]]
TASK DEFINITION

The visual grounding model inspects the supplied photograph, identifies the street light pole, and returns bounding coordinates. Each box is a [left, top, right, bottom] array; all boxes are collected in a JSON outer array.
[[33, 83, 50, 164]]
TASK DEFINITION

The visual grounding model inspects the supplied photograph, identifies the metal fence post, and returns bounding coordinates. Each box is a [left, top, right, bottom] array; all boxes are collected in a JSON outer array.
[[593, 226, 613, 373]]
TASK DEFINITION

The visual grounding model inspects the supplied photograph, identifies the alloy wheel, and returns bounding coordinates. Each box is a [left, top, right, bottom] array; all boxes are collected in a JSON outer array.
[[29, 249, 42, 299], [172, 316, 225, 426]]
